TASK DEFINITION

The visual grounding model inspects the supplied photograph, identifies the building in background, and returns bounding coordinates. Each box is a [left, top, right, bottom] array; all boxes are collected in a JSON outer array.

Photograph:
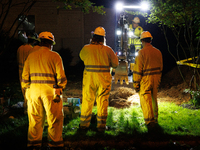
[[1, 0, 115, 66]]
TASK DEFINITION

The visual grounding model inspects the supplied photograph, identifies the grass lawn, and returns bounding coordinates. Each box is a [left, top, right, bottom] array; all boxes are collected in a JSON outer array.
[[0, 82, 200, 149]]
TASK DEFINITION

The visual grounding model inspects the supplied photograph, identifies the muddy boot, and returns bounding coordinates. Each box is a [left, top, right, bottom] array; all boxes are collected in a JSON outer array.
[[146, 122, 156, 134]]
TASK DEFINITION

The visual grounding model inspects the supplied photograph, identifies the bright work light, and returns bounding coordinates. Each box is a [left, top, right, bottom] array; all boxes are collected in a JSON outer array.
[[116, 30, 122, 36], [140, 1, 149, 11], [115, 2, 123, 12], [115, 1, 149, 11]]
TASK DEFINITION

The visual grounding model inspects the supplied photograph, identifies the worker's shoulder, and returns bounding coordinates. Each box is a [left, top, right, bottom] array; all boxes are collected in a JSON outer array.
[[152, 46, 162, 53], [141, 45, 162, 55], [104, 45, 113, 50], [38, 47, 61, 56], [83, 44, 90, 47]]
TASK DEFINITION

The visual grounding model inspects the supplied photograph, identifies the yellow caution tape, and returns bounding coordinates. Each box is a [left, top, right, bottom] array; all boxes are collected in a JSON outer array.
[[176, 56, 200, 68]]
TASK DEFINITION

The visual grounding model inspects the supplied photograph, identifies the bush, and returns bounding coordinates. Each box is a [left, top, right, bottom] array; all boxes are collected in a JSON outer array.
[[184, 88, 200, 107]]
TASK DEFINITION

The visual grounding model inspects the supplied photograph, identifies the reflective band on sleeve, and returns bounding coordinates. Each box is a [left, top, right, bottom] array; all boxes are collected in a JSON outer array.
[[85, 65, 110, 72], [21, 79, 30, 83], [57, 77, 67, 83]]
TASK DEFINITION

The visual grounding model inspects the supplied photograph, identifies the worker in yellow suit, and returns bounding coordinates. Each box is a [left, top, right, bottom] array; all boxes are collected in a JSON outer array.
[[133, 31, 163, 132], [17, 32, 38, 114], [128, 16, 143, 53], [79, 27, 118, 132], [21, 31, 67, 149]]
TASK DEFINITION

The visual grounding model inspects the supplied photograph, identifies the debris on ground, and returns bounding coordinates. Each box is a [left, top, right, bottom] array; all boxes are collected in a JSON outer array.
[[109, 87, 139, 108]]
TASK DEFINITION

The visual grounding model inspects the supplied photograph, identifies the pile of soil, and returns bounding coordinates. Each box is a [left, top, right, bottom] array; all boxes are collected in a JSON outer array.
[[158, 65, 195, 105]]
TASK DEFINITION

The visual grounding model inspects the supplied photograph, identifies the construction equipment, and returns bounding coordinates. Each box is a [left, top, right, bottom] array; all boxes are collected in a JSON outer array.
[[112, 2, 149, 86], [113, 13, 139, 86]]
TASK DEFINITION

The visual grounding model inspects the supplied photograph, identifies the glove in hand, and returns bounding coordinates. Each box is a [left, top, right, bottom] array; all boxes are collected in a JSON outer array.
[[53, 88, 62, 103]]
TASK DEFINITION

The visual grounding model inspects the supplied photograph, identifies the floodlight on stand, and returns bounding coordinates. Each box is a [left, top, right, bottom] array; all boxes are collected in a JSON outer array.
[[115, 2, 123, 11], [140, 1, 149, 11], [116, 30, 122, 36]]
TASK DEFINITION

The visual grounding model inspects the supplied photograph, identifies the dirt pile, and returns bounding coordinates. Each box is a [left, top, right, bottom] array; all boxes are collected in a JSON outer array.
[[158, 65, 195, 105], [109, 87, 139, 108]]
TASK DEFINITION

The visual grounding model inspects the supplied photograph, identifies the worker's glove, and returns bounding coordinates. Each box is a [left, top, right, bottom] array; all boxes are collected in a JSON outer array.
[[133, 83, 140, 93], [54, 88, 62, 95], [53, 88, 62, 103]]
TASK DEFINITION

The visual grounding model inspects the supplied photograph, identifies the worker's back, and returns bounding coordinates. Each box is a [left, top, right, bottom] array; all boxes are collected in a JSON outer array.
[[80, 43, 118, 74], [139, 44, 163, 73], [133, 43, 163, 94], [22, 46, 67, 89]]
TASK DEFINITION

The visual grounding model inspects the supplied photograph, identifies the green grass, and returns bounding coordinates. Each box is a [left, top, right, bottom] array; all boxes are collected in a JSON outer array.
[[1, 101, 200, 150], [60, 102, 200, 138], [1, 82, 200, 149], [1, 101, 200, 139]]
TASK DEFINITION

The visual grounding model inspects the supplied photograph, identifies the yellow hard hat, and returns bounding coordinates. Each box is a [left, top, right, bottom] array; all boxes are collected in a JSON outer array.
[[94, 27, 106, 36], [39, 31, 56, 45], [140, 31, 153, 40], [132, 17, 140, 24]]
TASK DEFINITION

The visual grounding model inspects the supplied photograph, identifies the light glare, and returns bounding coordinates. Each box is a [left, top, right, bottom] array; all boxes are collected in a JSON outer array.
[[116, 30, 122, 35], [140, 1, 149, 11], [128, 31, 133, 37], [115, 2, 123, 11]]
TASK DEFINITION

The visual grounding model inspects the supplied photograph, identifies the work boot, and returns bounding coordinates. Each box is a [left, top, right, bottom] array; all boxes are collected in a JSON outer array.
[[77, 124, 89, 133], [97, 126, 110, 132], [146, 122, 156, 134]]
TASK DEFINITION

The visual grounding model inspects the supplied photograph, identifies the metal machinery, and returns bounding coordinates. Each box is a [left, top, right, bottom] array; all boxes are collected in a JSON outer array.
[[112, 1, 149, 86]]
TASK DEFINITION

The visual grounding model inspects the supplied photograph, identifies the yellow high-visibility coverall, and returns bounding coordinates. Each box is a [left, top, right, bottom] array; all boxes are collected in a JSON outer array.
[[128, 25, 143, 51], [17, 44, 33, 110], [79, 43, 118, 130], [21, 46, 67, 147], [133, 43, 163, 125]]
